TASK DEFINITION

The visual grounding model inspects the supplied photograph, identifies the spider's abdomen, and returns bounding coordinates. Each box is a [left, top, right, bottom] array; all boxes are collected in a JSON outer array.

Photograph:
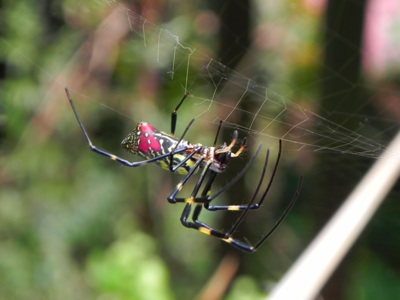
[[121, 122, 196, 174], [157, 152, 196, 175]]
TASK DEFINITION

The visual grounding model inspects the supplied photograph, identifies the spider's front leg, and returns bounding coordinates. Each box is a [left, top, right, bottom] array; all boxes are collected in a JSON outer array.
[[65, 88, 188, 168]]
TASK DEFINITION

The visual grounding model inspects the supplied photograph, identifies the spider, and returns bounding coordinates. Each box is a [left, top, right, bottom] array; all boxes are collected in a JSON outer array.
[[65, 88, 302, 253]]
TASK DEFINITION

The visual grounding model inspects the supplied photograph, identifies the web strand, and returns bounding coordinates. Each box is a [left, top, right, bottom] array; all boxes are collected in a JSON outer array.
[[88, 2, 394, 158]]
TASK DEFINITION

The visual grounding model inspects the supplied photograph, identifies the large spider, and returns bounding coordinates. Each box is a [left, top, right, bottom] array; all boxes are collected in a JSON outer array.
[[65, 88, 302, 253]]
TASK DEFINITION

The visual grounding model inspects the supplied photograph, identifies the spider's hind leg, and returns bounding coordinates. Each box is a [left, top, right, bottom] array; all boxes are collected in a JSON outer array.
[[180, 203, 226, 239], [179, 202, 258, 252]]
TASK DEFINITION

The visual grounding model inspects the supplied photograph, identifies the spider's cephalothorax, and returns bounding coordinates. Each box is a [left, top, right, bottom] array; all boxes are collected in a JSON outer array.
[[66, 88, 302, 253]]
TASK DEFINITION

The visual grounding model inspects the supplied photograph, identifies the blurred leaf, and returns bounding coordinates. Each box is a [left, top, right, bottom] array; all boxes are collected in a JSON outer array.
[[86, 233, 174, 300], [225, 276, 266, 300], [347, 251, 400, 300]]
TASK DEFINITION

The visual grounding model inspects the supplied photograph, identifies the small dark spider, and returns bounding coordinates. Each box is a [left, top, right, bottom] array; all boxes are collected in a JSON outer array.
[[65, 88, 302, 253]]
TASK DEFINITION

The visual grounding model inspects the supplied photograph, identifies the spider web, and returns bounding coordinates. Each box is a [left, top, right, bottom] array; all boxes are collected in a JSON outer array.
[[0, 1, 397, 160], [91, 1, 398, 160], [0, 1, 399, 297]]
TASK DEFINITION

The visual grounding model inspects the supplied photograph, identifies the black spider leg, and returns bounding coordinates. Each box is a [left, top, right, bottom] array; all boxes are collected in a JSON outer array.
[[167, 123, 250, 205], [167, 155, 206, 204], [186, 148, 271, 250], [167, 143, 262, 204], [65, 88, 189, 167], [168, 119, 199, 173], [166, 145, 265, 251], [179, 122, 222, 231], [170, 119, 223, 173], [222, 139, 303, 251], [190, 171, 218, 231], [178, 161, 228, 237], [169, 122, 229, 234], [175, 152, 277, 252], [171, 92, 189, 135], [212, 120, 223, 147], [185, 148, 272, 237], [168, 92, 196, 172], [168, 134, 274, 207], [223, 140, 283, 235], [173, 139, 303, 252], [206, 139, 282, 211], [250, 176, 303, 250], [190, 159, 303, 252], [220, 175, 303, 252]]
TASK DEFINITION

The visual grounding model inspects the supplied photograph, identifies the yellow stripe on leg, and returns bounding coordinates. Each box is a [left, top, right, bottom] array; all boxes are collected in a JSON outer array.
[[185, 197, 195, 204], [176, 182, 183, 191], [198, 227, 212, 236], [222, 237, 233, 244], [227, 205, 241, 211]]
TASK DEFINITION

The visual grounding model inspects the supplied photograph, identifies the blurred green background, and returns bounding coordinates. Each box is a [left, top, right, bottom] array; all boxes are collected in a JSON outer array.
[[1, 0, 400, 299]]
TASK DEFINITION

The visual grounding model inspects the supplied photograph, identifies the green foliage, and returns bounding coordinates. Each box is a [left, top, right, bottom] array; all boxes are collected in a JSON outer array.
[[225, 276, 267, 300], [86, 233, 174, 300], [347, 250, 400, 300]]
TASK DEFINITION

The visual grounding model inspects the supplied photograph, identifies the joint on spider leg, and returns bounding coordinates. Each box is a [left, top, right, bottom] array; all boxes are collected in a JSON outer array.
[[201, 195, 213, 208], [184, 197, 195, 204], [167, 196, 177, 204], [180, 204, 193, 227], [222, 237, 256, 253], [167, 182, 183, 203], [168, 195, 196, 204]]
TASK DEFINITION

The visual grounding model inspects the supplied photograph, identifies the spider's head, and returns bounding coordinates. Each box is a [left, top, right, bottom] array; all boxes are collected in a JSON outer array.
[[121, 131, 138, 154], [212, 145, 232, 172], [211, 133, 246, 173], [121, 123, 146, 154]]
